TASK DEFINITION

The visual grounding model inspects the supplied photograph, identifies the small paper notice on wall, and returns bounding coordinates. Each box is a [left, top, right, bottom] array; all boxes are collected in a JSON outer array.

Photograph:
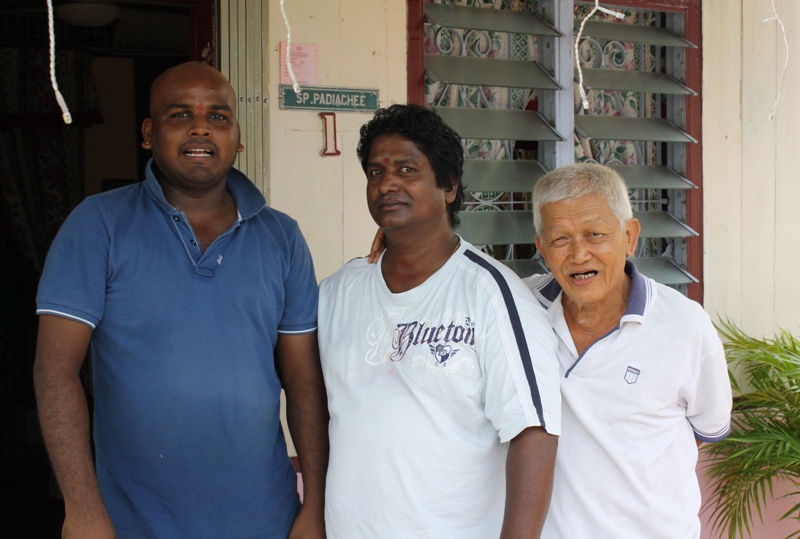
[[280, 43, 318, 86]]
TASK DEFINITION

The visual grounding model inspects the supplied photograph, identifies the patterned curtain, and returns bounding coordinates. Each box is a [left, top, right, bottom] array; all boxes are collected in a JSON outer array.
[[0, 48, 101, 277]]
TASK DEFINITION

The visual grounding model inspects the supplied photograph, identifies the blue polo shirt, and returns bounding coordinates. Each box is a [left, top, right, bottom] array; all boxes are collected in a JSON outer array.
[[37, 161, 318, 539]]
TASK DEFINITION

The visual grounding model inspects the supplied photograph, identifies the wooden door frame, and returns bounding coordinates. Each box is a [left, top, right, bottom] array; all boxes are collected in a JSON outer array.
[[145, 0, 217, 66]]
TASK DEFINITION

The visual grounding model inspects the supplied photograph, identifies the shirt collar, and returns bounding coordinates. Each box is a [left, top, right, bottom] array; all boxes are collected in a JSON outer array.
[[621, 260, 649, 322], [143, 159, 267, 220], [533, 260, 651, 323]]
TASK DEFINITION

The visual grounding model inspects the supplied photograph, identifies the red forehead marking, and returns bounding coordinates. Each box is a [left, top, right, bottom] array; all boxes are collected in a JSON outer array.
[[197, 104, 204, 112], [381, 157, 391, 165]]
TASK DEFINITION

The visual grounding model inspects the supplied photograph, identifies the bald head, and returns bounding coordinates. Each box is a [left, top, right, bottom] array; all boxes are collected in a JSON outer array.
[[141, 61, 244, 194], [149, 62, 237, 118]]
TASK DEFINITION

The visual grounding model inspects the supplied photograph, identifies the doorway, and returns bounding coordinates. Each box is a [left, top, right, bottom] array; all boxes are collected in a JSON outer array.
[[0, 1, 214, 535]]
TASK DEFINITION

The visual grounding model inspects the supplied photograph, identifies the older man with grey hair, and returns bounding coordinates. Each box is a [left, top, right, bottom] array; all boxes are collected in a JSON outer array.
[[524, 162, 732, 538]]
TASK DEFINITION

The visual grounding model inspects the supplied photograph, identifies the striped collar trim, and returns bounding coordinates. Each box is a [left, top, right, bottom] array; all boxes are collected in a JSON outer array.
[[532, 260, 651, 323], [143, 158, 267, 220]]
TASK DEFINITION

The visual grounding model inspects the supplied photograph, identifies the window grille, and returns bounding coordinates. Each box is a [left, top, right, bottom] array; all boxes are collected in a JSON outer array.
[[419, 0, 701, 293]]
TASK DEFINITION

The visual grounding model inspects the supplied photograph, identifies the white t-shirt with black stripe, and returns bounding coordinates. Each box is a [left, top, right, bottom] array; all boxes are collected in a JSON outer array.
[[319, 239, 560, 539]]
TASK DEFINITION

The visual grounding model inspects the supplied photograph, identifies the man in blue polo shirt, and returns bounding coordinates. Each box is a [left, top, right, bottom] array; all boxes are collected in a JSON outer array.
[[33, 62, 328, 539]]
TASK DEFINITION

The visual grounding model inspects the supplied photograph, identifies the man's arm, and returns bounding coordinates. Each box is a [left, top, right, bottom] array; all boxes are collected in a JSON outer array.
[[500, 427, 558, 539], [33, 314, 116, 539], [275, 332, 330, 539], [367, 228, 386, 263]]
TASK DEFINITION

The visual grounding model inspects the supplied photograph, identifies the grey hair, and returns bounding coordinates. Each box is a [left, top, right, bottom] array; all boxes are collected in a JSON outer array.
[[533, 162, 632, 233]]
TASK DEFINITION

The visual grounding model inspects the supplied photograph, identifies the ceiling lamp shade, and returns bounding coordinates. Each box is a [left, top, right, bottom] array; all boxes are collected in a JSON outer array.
[[55, 2, 121, 27]]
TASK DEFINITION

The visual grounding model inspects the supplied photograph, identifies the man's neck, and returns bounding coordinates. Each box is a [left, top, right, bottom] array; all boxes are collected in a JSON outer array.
[[156, 169, 237, 252], [161, 181, 232, 215], [381, 226, 459, 294], [562, 276, 631, 355], [154, 166, 230, 215]]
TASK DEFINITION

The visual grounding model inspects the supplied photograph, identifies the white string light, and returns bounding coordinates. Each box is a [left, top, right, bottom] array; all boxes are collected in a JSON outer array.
[[575, 1, 625, 110], [46, 0, 72, 124], [763, 0, 789, 120], [280, 0, 301, 94]]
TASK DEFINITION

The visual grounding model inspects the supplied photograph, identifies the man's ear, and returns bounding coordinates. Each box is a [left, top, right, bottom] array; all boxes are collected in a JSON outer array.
[[534, 235, 549, 269], [237, 125, 244, 153], [624, 218, 642, 257], [444, 178, 458, 204], [141, 118, 152, 150]]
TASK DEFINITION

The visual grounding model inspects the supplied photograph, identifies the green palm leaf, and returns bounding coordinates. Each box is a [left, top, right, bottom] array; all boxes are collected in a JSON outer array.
[[702, 320, 800, 539]]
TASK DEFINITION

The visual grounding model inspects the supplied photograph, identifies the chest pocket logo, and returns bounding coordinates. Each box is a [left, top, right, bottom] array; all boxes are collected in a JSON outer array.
[[624, 366, 641, 384]]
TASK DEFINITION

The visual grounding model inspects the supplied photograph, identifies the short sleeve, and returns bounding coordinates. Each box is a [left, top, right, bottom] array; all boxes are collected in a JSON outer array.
[[36, 198, 110, 329], [478, 265, 561, 442], [686, 329, 732, 442], [277, 221, 318, 334]]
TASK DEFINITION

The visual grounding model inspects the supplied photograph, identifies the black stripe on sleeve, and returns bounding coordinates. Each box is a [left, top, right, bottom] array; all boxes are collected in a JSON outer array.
[[464, 250, 546, 429]]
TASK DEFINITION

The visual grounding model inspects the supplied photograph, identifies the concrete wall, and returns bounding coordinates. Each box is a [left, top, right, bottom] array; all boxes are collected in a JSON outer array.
[[267, 0, 407, 281], [220, 0, 407, 457], [702, 2, 800, 536], [703, 0, 800, 337]]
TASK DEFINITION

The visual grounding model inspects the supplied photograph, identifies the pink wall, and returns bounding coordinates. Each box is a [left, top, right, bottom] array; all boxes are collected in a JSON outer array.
[[698, 454, 799, 538]]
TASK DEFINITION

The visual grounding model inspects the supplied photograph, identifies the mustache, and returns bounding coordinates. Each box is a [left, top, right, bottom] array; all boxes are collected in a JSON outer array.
[[179, 138, 219, 152]]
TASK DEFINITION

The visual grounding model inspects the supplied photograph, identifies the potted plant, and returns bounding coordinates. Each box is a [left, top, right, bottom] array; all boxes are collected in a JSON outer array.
[[703, 320, 800, 538]]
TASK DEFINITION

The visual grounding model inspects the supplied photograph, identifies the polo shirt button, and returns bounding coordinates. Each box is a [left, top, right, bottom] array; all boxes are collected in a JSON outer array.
[[191, 240, 197, 246], [173, 216, 180, 221]]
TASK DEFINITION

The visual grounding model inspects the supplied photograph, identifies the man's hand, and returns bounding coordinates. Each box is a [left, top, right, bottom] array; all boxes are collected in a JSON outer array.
[[34, 315, 115, 538], [366, 229, 386, 264], [500, 427, 557, 539], [62, 509, 117, 539], [288, 505, 326, 539], [275, 333, 329, 539]]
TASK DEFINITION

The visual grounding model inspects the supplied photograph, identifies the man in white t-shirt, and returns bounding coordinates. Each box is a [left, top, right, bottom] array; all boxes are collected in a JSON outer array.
[[318, 104, 561, 539], [524, 163, 732, 538]]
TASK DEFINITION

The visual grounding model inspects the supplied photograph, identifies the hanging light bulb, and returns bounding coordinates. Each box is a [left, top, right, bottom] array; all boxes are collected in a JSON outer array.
[[55, 0, 121, 27]]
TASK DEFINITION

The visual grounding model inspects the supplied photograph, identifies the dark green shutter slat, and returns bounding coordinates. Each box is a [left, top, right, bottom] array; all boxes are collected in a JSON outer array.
[[612, 165, 697, 190], [457, 210, 535, 245], [634, 211, 697, 238], [578, 68, 695, 95], [426, 3, 561, 36], [574, 20, 696, 48], [427, 54, 562, 90], [463, 162, 695, 193], [575, 115, 696, 143], [436, 107, 564, 141], [458, 209, 695, 244], [630, 257, 698, 285], [463, 159, 548, 193], [498, 257, 697, 285], [500, 259, 548, 278]]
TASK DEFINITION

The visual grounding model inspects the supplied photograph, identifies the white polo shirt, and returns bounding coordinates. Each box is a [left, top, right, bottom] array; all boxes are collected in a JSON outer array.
[[524, 261, 731, 539]]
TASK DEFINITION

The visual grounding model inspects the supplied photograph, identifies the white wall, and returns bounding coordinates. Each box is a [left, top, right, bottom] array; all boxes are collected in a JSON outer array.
[[702, 3, 800, 534], [703, 0, 800, 336], [220, 0, 407, 457], [267, 0, 407, 281]]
